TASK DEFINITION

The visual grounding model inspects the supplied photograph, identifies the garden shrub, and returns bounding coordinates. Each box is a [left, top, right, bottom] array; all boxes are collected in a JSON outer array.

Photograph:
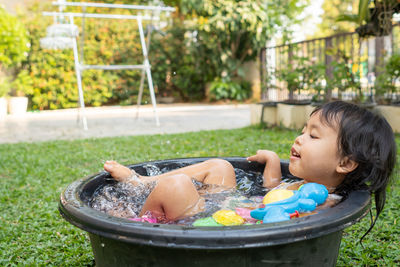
[[209, 79, 251, 101], [149, 17, 212, 101], [0, 76, 11, 97], [0, 7, 29, 68], [21, 1, 148, 110], [15, 0, 305, 110], [180, 0, 305, 99], [11, 70, 34, 97]]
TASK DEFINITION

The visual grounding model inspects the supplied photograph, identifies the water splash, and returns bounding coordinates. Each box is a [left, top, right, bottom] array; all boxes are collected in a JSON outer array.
[[234, 168, 266, 197], [143, 164, 163, 176], [90, 164, 267, 224], [90, 180, 156, 218]]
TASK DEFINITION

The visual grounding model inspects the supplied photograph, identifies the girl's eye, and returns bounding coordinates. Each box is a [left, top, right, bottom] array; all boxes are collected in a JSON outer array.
[[310, 134, 318, 139]]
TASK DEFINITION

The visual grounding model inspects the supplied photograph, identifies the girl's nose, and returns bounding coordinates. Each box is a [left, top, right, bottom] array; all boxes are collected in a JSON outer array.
[[295, 134, 303, 145]]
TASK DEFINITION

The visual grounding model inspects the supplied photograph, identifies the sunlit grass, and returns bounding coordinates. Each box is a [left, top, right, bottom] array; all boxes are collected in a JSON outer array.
[[0, 126, 398, 266]]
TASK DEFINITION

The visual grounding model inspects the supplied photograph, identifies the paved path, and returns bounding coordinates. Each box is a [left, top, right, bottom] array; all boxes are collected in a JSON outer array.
[[0, 104, 250, 144]]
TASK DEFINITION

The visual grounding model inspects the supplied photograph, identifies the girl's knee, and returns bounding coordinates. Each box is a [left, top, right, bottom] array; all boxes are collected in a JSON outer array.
[[206, 159, 234, 173], [158, 174, 194, 192], [154, 174, 200, 219], [204, 159, 236, 187]]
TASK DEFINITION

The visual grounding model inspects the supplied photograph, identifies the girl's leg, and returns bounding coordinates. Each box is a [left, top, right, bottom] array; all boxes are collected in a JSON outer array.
[[104, 161, 133, 182], [149, 159, 236, 187], [140, 174, 205, 220], [104, 158, 237, 187]]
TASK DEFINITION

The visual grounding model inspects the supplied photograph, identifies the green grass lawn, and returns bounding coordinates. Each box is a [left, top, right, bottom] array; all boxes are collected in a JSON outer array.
[[0, 126, 399, 266]]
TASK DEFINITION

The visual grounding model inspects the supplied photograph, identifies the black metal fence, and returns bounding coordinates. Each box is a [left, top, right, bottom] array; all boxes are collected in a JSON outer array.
[[260, 23, 400, 102]]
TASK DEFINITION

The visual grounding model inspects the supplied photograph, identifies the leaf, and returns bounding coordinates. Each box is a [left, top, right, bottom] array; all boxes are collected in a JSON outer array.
[[358, 0, 370, 24], [337, 14, 359, 23]]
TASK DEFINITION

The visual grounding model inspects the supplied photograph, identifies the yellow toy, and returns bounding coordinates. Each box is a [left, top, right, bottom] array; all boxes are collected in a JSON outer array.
[[263, 189, 294, 204], [212, 210, 245, 226]]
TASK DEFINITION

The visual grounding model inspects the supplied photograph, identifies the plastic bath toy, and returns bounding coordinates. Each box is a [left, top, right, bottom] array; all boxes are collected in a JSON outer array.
[[213, 210, 245, 226], [128, 211, 163, 224], [250, 183, 328, 224], [235, 208, 258, 223], [193, 209, 247, 226], [263, 189, 294, 204], [192, 216, 223, 227], [129, 214, 158, 224]]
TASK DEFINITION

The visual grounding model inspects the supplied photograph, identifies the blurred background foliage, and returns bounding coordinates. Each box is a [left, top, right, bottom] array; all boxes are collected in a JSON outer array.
[[0, 0, 306, 110], [0, 6, 29, 68]]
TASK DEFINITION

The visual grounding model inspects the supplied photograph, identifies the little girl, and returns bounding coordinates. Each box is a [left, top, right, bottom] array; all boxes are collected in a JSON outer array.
[[103, 101, 397, 227]]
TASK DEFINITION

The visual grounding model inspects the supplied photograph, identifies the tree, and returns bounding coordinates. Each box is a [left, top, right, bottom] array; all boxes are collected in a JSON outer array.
[[314, 0, 358, 37], [337, 0, 400, 37], [179, 0, 306, 82]]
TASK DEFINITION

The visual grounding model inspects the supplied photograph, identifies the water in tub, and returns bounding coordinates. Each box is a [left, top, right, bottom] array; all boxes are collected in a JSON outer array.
[[89, 164, 342, 225]]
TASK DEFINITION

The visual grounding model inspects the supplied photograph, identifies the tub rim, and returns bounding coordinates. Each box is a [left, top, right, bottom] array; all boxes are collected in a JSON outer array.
[[59, 157, 371, 249]]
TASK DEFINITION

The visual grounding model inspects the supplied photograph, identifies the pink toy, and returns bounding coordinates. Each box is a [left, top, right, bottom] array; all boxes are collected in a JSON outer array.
[[235, 208, 258, 224], [129, 211, 158, 223]]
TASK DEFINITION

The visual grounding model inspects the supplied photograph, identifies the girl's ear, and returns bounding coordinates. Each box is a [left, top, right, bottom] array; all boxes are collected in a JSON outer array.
[[336, 157, 358, 174]]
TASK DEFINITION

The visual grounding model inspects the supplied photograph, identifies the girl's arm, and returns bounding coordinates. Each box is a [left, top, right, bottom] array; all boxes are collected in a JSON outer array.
[[247, 150, 282, 189]]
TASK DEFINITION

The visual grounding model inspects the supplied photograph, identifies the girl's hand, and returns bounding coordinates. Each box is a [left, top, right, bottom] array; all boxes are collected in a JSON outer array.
[[247, 150, 279, 164], [247, 150, 282, 189]]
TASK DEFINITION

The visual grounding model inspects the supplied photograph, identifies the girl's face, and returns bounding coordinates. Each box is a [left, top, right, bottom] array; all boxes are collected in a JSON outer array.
[[289, 111, 344, 189]]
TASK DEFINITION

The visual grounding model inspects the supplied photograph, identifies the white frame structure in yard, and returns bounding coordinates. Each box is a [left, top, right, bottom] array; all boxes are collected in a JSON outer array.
[[43, 1, 175, 129]]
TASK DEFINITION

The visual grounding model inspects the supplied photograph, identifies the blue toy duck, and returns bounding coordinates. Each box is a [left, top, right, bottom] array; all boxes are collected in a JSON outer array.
[[250, 183, 329, 223]]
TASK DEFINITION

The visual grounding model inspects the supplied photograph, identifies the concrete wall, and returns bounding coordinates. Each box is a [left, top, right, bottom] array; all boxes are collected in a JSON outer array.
[[251, 103, 400, 133]]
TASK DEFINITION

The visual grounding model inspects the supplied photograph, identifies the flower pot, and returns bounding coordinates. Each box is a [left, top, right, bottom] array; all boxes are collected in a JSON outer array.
[[8, 96, 28, 115], [375, 105, 400, 133], [0, 97, 7, 119], [277, 103, 309, 129], [250, 102, 277, 126]]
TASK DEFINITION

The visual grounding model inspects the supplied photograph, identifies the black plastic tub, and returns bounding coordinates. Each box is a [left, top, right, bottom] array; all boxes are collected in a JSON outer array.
[[59, 157, 371, 267]]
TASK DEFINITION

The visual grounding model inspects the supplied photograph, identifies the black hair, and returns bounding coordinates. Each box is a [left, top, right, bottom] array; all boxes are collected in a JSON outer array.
[[311, 101, 397, 237]]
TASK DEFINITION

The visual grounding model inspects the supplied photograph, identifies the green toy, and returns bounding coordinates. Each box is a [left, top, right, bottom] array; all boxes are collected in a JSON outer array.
[[193, 216, 222, 227]]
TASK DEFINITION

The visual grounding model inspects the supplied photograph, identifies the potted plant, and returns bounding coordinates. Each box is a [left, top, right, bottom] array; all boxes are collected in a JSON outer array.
[[8, 70, 33, 115], [274, 56, 316, 129], [374, 53, 400, 104], [323, 48, 368, 104], [0, 76, 10, 118], [0, 6, 30, 115], [374, 53, 400, 133]]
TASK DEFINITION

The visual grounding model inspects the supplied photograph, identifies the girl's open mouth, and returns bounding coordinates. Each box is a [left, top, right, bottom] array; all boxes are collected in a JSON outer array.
[[290, 147, 301, 159]]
